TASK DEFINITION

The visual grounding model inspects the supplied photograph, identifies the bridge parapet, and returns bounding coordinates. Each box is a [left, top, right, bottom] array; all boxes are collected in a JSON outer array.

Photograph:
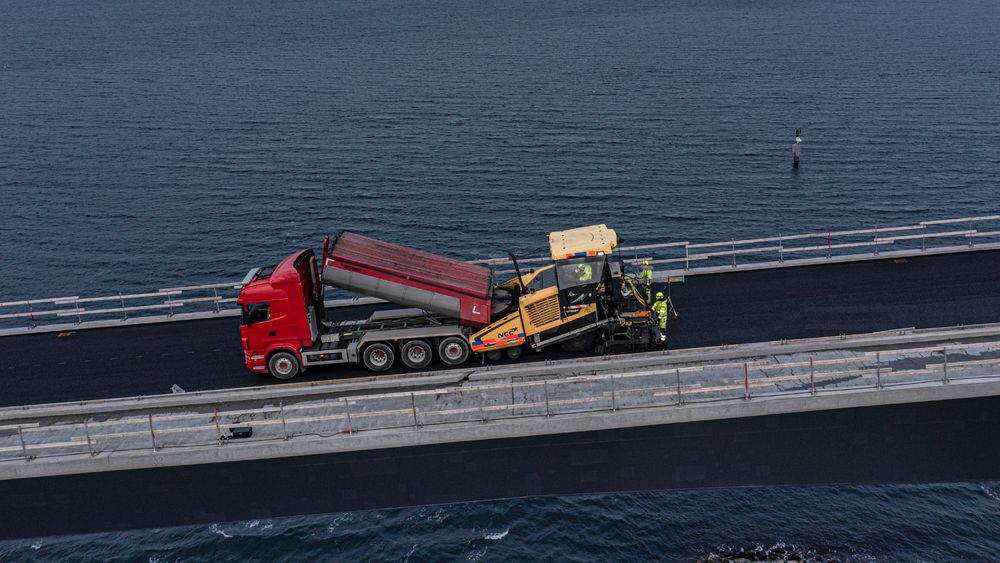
[[3, 324, 999, 476], [3, 215, 1000, 334], [482, 214, 1000, 276]]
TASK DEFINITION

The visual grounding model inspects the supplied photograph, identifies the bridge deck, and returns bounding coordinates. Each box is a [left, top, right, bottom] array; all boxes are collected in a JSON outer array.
[[3, 243, 1000, 540], [4, 330, 999, 468], [0, 251, 1000, 406], [1, 249, 999, 407], [2, 325, 1000, 540]]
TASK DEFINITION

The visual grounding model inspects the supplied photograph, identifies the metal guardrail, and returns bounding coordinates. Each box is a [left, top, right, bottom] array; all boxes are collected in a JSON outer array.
[[0, 282, 244, 329], [0, 288, 382, 334], [485, 215, 1000, 274], [3, 215, 999, 332], [3, 341, 997, 464]]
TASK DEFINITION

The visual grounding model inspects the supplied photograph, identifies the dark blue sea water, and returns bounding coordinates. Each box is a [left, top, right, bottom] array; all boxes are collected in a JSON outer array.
[[2, 0, 1000, 559], [4, 484, 1000, 561]]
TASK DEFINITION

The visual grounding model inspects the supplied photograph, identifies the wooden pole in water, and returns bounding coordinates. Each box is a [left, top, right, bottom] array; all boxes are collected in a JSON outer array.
[[792, 128, 802, 168]]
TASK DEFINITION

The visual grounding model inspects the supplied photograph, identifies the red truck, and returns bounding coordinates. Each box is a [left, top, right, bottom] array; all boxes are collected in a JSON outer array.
[[237, 231, 498, 379], [239, 225, 657, 379]]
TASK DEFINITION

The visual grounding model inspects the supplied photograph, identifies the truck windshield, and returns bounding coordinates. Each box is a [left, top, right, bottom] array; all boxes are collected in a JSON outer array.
[[242, 303, 271, 325]]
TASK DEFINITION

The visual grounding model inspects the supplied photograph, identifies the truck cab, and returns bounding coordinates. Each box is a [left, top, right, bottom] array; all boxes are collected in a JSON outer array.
[[237, 249, 322, 378]]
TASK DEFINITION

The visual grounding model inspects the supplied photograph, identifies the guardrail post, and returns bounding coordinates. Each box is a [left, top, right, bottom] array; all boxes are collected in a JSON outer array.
[[147, 414, 158, 451], [279, 401, 289, 440], [544, 381, 551, 417], [84, 419, 95, 456], [343, 398, 354, 434], [969, 219, 974, 247], [732, 238, 737, 268], [75, 297, 82, 325], [411, 392, 419, 426], [778, 234, 784, 263], [120, 292, 128, 321], [874, 224, 879, 255], [743, 362, 750, 400], [810, 357, 815, 395], [17, 425, 30, 461], [27, 301, 36, 329], [942, 347, 949, 384], [827, 227, 831, 259], [214, 407, 222, 445], [610, 374, 617, 412], [676, 368, 683, 405], [876, 352, 882, 389], [213, 288, 221, 313]]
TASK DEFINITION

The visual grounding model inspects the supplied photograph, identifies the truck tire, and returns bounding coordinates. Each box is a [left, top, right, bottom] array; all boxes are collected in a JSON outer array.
[[400, 339, 432, 369], [268, 351, 300, 380], [505, 346, 524, 360], [486, 350, 503, 362], [363, 343, 395, 372], [438, 337, 470, 366]]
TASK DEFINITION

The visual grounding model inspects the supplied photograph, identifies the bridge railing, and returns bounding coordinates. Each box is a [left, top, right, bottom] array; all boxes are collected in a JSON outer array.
[[2, 341, 997, 464], [486, 214, 1000, 275], [0, 280, 379, 333], [3, 215, 1000, 332], [0, 281, 246, 332]]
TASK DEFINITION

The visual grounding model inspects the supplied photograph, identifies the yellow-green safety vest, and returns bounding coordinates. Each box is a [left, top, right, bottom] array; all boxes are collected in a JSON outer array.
[[652, 299, 668, 329]]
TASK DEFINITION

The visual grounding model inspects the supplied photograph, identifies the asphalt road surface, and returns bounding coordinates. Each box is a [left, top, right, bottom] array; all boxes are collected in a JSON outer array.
[[668, 249, 1000, 348], [2, 250, 999, 407]]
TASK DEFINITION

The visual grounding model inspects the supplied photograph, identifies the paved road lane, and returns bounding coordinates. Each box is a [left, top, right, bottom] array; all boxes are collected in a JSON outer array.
[[2, 249, 999, 407], [668, 250, 1000, 348], [0, 304, 395, 407]]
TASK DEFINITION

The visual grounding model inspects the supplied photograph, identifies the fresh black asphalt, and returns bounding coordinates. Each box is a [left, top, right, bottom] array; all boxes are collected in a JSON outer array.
[[668, 249, 1000, 348], [2, 249, 999, 407]]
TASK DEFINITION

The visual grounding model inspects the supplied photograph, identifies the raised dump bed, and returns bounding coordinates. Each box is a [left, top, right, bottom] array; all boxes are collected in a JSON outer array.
[[322, 231, 493, 328]]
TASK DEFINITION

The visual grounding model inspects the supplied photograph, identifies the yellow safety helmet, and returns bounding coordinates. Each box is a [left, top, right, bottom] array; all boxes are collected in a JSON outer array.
[[642, 259, 650, 266], [655, 291, 664, 300]]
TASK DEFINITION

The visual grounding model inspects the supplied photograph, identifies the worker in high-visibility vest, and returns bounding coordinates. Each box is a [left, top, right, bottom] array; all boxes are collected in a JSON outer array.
[[652, 291, 668, 344], [576, 262, 593, 282], [640, 259, 653, 302]]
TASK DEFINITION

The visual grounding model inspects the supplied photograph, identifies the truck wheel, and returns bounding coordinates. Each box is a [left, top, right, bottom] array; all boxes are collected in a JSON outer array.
[[438, 337, 470, 365], [505, 346, 523, 360], [486, 350, 503, 362], [400, 339, 432, 369], [268, 351, 300, 380], [363, 343, 395, 372]]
